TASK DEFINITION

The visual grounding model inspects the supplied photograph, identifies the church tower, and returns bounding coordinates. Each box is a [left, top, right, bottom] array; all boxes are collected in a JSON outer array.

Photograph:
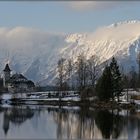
[[3, 64, 11, 87]]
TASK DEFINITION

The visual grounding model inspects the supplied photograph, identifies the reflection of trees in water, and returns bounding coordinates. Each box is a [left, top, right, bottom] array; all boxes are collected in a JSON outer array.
[[3, 110, 10, 135], [9, 107, 34, 125], [129, 110, 140, 139], [48, 107, 95, 139], [48, 107, 127, 139], [77, 107, 95, 139], [138, 119, 140, 139], [111, 110, 126, 139], [112, 110, 125, 139], [1, 105, 140, 139], [48, 107, 79, 139], [2, 106, 34, 135], [95, 110, 113, 138], [95, 110, 126, 139]]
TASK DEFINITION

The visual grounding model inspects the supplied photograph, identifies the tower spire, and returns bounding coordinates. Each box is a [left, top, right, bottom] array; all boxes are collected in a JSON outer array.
[[3, 64, 11, 87], [3, 64, 11, 72]]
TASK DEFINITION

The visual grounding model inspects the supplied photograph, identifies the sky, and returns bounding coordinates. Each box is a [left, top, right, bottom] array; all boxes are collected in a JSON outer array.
[[0, 1, 140, 33]]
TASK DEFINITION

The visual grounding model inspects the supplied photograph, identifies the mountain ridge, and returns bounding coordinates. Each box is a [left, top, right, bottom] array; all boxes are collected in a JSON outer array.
[[0, 20, 140, 86]]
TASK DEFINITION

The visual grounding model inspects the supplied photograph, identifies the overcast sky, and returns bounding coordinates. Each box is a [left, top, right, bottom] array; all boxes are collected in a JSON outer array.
[[0, 1, 140, 33]]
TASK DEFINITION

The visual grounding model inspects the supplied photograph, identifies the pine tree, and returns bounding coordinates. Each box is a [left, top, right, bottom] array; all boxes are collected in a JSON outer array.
[[96, 66, 114, 101], [110, 57, 123, 102]]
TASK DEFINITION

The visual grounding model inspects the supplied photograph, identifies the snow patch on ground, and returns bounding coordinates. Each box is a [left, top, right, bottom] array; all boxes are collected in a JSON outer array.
[[0, 92, 80, 102], [1, 93, 12, 100]]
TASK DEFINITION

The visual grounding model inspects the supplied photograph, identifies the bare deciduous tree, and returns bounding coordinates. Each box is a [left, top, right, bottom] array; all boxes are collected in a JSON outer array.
[[65, 58, 74, 90], [75, 53, 88, 91], [87, 55, 99, 87], [56, 58, 67, 91]]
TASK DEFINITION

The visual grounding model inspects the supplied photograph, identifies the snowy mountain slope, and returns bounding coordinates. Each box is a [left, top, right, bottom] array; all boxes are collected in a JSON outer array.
[[0, 21, 140, 85], [0, 27, 67, 84]]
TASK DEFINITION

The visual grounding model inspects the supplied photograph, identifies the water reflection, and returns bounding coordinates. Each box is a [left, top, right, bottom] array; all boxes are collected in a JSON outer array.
[[95, 110, 126, 139], [2, 106, 34, 135], [0, 105, 140, 139]]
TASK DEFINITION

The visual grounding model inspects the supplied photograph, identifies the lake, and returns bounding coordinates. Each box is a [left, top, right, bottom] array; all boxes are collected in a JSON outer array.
[[0, 105, 140, 139]]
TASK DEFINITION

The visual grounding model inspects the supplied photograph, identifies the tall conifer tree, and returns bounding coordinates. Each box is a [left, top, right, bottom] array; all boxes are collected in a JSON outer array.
[[96, 66, 114, 101], [110, 57, 123, 101]]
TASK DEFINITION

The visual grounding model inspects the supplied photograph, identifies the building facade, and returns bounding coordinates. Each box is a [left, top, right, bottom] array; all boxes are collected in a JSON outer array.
[[3, 64, 35, 93]]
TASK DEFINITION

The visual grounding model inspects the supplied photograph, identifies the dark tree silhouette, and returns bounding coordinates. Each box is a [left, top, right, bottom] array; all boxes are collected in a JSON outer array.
[[110, 57, 123, 101], [96, 66, 114, 101]]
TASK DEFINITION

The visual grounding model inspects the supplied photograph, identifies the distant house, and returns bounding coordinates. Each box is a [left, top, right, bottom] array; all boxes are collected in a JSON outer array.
[[3, 64, 35, 93]]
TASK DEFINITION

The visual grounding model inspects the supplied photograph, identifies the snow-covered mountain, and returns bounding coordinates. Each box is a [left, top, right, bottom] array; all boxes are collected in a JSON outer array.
[[0, 20, 140, 86]]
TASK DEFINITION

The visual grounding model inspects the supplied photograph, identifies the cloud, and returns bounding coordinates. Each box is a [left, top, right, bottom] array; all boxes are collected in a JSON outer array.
[[62, 1, 119, 11], [0, 26, 67, 80], [66, 2, 97, 10], [61, 1, 139, 11]]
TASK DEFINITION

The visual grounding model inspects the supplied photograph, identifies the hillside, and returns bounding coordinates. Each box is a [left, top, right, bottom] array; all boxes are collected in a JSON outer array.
[[0, 21, 140, 85]]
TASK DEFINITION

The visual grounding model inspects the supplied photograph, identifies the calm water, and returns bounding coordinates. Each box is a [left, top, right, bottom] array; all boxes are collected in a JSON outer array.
[[0, 105, 140, 139]]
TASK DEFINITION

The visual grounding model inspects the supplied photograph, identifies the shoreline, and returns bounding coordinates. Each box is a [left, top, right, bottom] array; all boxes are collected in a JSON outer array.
[[0, 98, 138, 110]]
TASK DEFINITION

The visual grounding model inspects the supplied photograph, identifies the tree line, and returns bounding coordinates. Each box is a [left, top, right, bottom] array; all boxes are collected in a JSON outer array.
[[56, 53, 140, 102], [56, 53, 99, 91]]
